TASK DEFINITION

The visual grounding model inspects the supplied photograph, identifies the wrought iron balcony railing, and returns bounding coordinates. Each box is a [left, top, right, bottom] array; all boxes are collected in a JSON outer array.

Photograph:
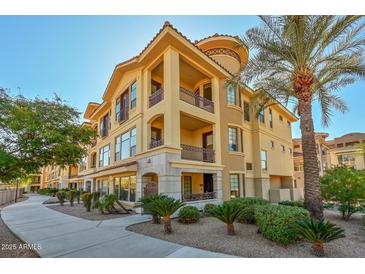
[[181, 144, 215, 163], [179, 87, 214, 113]]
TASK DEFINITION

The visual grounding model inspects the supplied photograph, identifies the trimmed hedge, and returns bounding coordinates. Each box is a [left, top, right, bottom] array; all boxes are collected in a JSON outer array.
[[227, 197, 270, 224], [255, 204, 310, 245], [178, 206, 200, 224], [278, 200, 304, 208]]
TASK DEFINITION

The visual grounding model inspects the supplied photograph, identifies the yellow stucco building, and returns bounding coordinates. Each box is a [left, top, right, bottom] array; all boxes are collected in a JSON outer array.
[[44, 22, 298, 206]]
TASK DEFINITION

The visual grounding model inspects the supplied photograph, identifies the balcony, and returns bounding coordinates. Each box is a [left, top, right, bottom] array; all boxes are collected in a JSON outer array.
[[181, 144, 215, 163], [179, 87, 214, 113], [149, 88, 164, 108], [149, 139, 164, 149], [182, 192, 216, 202]]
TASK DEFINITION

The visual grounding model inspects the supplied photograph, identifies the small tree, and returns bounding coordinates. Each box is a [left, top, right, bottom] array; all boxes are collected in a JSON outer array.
[[290, 218, 345, 257], [67, 189, 77, 206], [151, 197, 185, 234], [139, 194, 167, 224], [76, 190, 81, 204], [56, 191, 66, 206], [321, 166, 365, 220], [210, 202, 244, 235], [81, 192, 92, 212]]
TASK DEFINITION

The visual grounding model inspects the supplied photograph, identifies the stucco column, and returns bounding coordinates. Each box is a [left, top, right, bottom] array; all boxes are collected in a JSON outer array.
[[163, 48, 180, 148], [211, 77, 222, 165], [142, 70, 151, 151], [213, 171, 223, 202]]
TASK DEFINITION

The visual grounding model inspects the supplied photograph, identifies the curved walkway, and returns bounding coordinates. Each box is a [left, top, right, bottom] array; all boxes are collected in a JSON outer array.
[[1, 194, 233, 258]]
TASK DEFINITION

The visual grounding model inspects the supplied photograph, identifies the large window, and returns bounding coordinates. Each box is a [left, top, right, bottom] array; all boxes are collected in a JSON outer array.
[[228, 127, 238, 151], [183, 176, 192, 195], [226, 85, 236, 105], [100, 113, 109, 137], [269, 109, 273, 128], [259, 109, 265, 123], [99, 145, 110, 167], [113, 176, 136, 202], [115, 127, 137, 161], [230, 174, 240, 198], [261, 150, 267, 171], [97, 180, 109, 196], [116, 89, 129, 122], [244, 101, 250, 121], [130, 81, 137, 109], [115, 98, 120, 121]]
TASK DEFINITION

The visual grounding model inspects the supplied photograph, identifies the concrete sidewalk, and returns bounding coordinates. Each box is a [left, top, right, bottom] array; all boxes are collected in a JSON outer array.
[[1, 194, 234, 258]]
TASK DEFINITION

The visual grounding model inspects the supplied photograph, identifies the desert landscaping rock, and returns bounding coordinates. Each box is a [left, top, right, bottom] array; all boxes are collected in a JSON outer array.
[[128, 210, 365, 258]]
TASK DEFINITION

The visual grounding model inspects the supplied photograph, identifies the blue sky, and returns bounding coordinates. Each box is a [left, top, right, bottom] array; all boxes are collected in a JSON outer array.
[[0, 16, 364, 139]]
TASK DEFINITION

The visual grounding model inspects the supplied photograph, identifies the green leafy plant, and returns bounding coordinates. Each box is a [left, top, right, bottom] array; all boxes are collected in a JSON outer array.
[[279, 200, 304, 208], [139, 194, 167, 224], [67, 189, 77, 206], [178, 206, 200, 224], [204, 203, 216, 217], [76, 190, 81, 204], [92, 191, 100, 208], [228, 197, 270, 224], [150, 197, 185, 234], [94, 194, 118, 214], [81, 192, 92, 212], [255, 204, 310, 244], [56, 191, 66, 206], [290, 218, 345, 257], [210, 202, 244, 235], [321, 166, 365, 220]]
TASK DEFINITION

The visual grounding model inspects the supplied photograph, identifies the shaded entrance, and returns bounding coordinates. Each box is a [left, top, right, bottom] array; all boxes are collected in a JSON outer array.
[[142, 173, 159, 196]]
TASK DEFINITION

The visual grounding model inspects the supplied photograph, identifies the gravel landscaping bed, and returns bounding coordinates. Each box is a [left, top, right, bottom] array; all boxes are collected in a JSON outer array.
[[47, 203, 134, 221], [128, 209, 365, 258], [0, 197, 39, 258]]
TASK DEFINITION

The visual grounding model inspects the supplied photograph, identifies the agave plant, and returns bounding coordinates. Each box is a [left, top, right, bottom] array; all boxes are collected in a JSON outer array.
[[150, 197, 185, 234], [210, 202, 244, 235], [290, 218, 345, 257], [139, 194, 167, 224]]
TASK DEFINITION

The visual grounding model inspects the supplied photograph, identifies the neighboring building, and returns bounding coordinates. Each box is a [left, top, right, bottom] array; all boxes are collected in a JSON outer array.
[[293, 132, 365, 199], [293, 132, 330, 199], [44, 22, 298, 207], [326, 132, 365, 170]]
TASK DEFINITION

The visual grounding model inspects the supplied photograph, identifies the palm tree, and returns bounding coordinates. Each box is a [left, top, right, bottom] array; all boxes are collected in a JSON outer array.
[[234, 16, 365, 219], [210, 202, 244, 235], [139, 194, 167, 224], [290, 218, 345, 257], [151, 197, 185, 234]]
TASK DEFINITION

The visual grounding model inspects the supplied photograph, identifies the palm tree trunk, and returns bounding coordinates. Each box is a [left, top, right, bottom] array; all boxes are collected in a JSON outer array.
[[227, 223, 235, 235], [163, 216, 172, 234], [152, 214, 159, 224], [311, 242, 325, 257], [298, 96, 323, 220]]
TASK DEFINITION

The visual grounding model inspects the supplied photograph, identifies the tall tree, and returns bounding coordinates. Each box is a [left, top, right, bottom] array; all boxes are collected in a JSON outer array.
[[0, 88, 96, 182], [234, 16, 365, 219]]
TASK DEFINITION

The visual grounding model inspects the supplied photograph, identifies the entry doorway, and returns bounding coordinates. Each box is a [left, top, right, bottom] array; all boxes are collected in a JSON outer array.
[[203, 173, 214, 193]]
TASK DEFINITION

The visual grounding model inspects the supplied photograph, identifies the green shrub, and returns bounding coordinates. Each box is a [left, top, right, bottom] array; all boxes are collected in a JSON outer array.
[[227, 197, 270, 224], [76, 190, 81, 204], [210, 202, 244, 235], [279, 200, 304, 208], [255, 204, 310, 245], [56, 191, 66, 206], [94, 194, 118, 214], [81, 192, 92, 212], [204, 203, 216, 217], [138, 194, 168, 224], [92, 191, 100, 207], [321, 166, 365, 221], [178, 206, 200, 224], [67, 189, 77, 206], [323, 202, 335, 209], [290, 218, 345, 257]]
